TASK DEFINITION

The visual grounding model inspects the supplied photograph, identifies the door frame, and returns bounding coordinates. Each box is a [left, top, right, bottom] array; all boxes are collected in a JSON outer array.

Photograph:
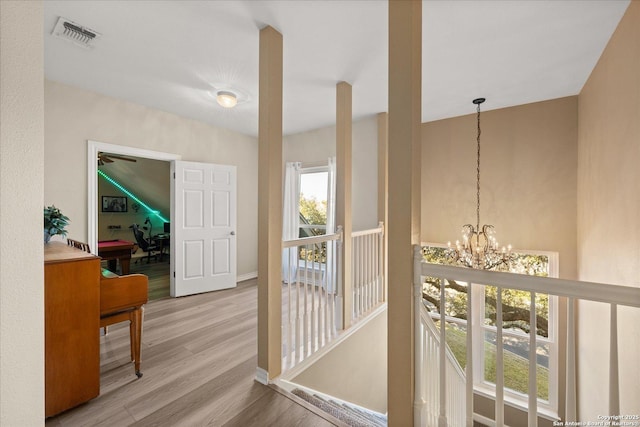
[[87, 140, 181, 263]]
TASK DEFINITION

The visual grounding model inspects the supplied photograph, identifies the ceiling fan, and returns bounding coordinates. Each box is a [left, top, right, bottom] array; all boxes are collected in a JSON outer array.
[[97, 152, 137, 166]]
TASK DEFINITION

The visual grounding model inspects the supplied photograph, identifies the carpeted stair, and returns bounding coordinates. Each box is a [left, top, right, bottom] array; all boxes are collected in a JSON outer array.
[[291, 388, 387, 427]]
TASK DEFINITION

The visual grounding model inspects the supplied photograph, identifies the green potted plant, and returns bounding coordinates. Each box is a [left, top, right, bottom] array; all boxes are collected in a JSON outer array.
[[44, 205, 70, 243]]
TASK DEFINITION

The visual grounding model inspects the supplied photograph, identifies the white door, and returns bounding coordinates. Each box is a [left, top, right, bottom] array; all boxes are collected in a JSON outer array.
[[171, 161, 237, 297]]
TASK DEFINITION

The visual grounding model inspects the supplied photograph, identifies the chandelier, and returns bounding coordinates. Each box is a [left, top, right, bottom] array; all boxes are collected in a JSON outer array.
[[445, 98, 514, 271]]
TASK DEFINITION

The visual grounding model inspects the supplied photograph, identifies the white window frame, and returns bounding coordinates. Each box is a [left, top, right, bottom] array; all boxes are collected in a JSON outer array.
[[422, 243, 560, 419], [474, 248, 559, 418], [297, 166, 329, 237]]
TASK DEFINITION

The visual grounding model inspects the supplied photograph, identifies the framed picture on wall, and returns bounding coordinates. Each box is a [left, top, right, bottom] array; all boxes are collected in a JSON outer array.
[[102, 196, 128, 212]]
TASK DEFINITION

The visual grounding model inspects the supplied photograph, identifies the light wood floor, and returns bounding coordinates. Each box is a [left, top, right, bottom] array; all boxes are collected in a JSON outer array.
[[102, 255, 170, 301], [45, 279, 338, 427]]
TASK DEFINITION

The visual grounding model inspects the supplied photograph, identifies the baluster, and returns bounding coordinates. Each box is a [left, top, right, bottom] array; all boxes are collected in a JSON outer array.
[[364, 234, 369, 313], [370, 233, 374, 310], [610, 303, 619, 415], [328, 239, 332, 337], [529, 291, 538, 426], [319, 242, 326, 347], [351, 236, 355, 319], [335, 226, 344, 330], [496, 287, 504, 427], [414, 284, 426, 426], [362, 234, 366, 313], [311, 243, 316, 352], [352, 236, 357, 319], [566, 297, 576, 421], [439, 277, 448, 427], [287, 247, 293, 368], [329, 239, 333, 337], [361, 235, 364, 316], [358, 235, 362, 316], [328, 239, 334, 338], [374, 231, 379, 304], [380, 223, 385, 302], [335, 235, 340, 333], [374, 232, 377, 305], [359, 235, 363, 315], [303, 244, 310, 358], [356, 235, 360, 317], [466, 281, 474, 427], [368, 233, 373, 310], [319, 243, 325, 347], [295, 247, 302, 365], [311, 243, 317, 353]]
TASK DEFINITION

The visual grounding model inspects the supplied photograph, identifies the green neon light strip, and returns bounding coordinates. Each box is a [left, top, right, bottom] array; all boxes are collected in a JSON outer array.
[[98, 169, 169, 223]]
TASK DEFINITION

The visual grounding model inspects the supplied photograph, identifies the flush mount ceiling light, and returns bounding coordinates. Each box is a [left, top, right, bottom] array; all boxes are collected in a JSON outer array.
[[216, 91, 238, 109]]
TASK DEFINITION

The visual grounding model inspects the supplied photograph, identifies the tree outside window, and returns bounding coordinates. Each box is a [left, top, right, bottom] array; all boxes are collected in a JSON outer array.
[[298, 170, 328, 263]]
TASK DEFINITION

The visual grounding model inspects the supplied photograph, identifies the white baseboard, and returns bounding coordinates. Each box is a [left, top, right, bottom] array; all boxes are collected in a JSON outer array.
[[255, 367, 269, 385], [237, 271, 258, 283]]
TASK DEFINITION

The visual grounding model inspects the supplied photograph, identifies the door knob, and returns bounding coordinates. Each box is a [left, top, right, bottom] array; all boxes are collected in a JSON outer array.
[[230, 231, 236, 235]]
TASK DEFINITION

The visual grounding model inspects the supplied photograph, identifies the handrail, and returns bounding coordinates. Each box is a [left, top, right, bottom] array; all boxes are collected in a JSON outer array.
[[351, 223, 384, 238], [420, 262, 640, 308], [282, 231, 341, 248], [419, 305, 466, 379]]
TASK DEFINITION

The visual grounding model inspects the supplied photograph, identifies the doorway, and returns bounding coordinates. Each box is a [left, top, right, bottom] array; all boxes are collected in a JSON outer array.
[[87, 141, 181, 299]]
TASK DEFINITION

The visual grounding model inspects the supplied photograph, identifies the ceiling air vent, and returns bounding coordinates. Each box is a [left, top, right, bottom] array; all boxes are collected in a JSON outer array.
[[51, 17, 100, 49]]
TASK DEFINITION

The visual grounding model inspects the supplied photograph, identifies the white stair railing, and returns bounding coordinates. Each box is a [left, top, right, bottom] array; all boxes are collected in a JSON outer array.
[[415, 302, 467, 427], [281, 228, 342, 372], [413, 245, 640, 427], [352, 222, 385, 321]]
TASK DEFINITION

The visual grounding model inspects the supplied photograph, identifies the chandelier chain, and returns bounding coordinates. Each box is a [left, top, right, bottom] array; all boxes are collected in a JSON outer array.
[[476, 102, 481, 235]]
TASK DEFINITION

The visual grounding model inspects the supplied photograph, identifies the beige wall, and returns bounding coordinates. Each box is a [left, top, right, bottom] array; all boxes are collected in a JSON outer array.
[[292, 309, 387, 413], [0, 1, 45, 424], [45, 80, 258, 277], [577, 0, 640, 420], [422, 97, 578, 280], [283, 116, 379, 231]]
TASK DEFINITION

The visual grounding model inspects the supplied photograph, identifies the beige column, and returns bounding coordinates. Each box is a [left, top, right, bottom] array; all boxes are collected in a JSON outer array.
[[257, 25, 283, 382], [377, 112, 389, 301], [336, 81, 353, 329], [388, 1, 421, 425]]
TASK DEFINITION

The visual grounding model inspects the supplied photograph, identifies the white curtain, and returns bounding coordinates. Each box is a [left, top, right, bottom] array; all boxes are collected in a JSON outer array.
[[282, 162, 301, 282], [325, 157, 337, 292]]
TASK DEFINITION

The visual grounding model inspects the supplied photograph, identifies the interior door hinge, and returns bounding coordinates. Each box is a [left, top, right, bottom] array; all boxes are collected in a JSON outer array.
[[173, 172, 176, 179], [173, 271, 176, 278]]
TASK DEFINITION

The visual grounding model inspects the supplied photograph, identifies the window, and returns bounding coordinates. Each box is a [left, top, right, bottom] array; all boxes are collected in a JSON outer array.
[[298, 168, 328, 237], [422, 245, 559, 416]]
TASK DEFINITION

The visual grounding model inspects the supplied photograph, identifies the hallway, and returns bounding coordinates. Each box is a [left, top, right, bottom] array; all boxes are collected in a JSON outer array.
[[45, 279, 338, 427]]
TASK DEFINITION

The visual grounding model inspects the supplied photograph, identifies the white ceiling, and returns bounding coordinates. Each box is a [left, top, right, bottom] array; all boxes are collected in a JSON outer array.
[[44, 0, 630, 137]]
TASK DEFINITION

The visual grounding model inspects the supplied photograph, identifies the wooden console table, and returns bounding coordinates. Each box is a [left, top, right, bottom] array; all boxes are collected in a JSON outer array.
[[45, 242, 100, 417]]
